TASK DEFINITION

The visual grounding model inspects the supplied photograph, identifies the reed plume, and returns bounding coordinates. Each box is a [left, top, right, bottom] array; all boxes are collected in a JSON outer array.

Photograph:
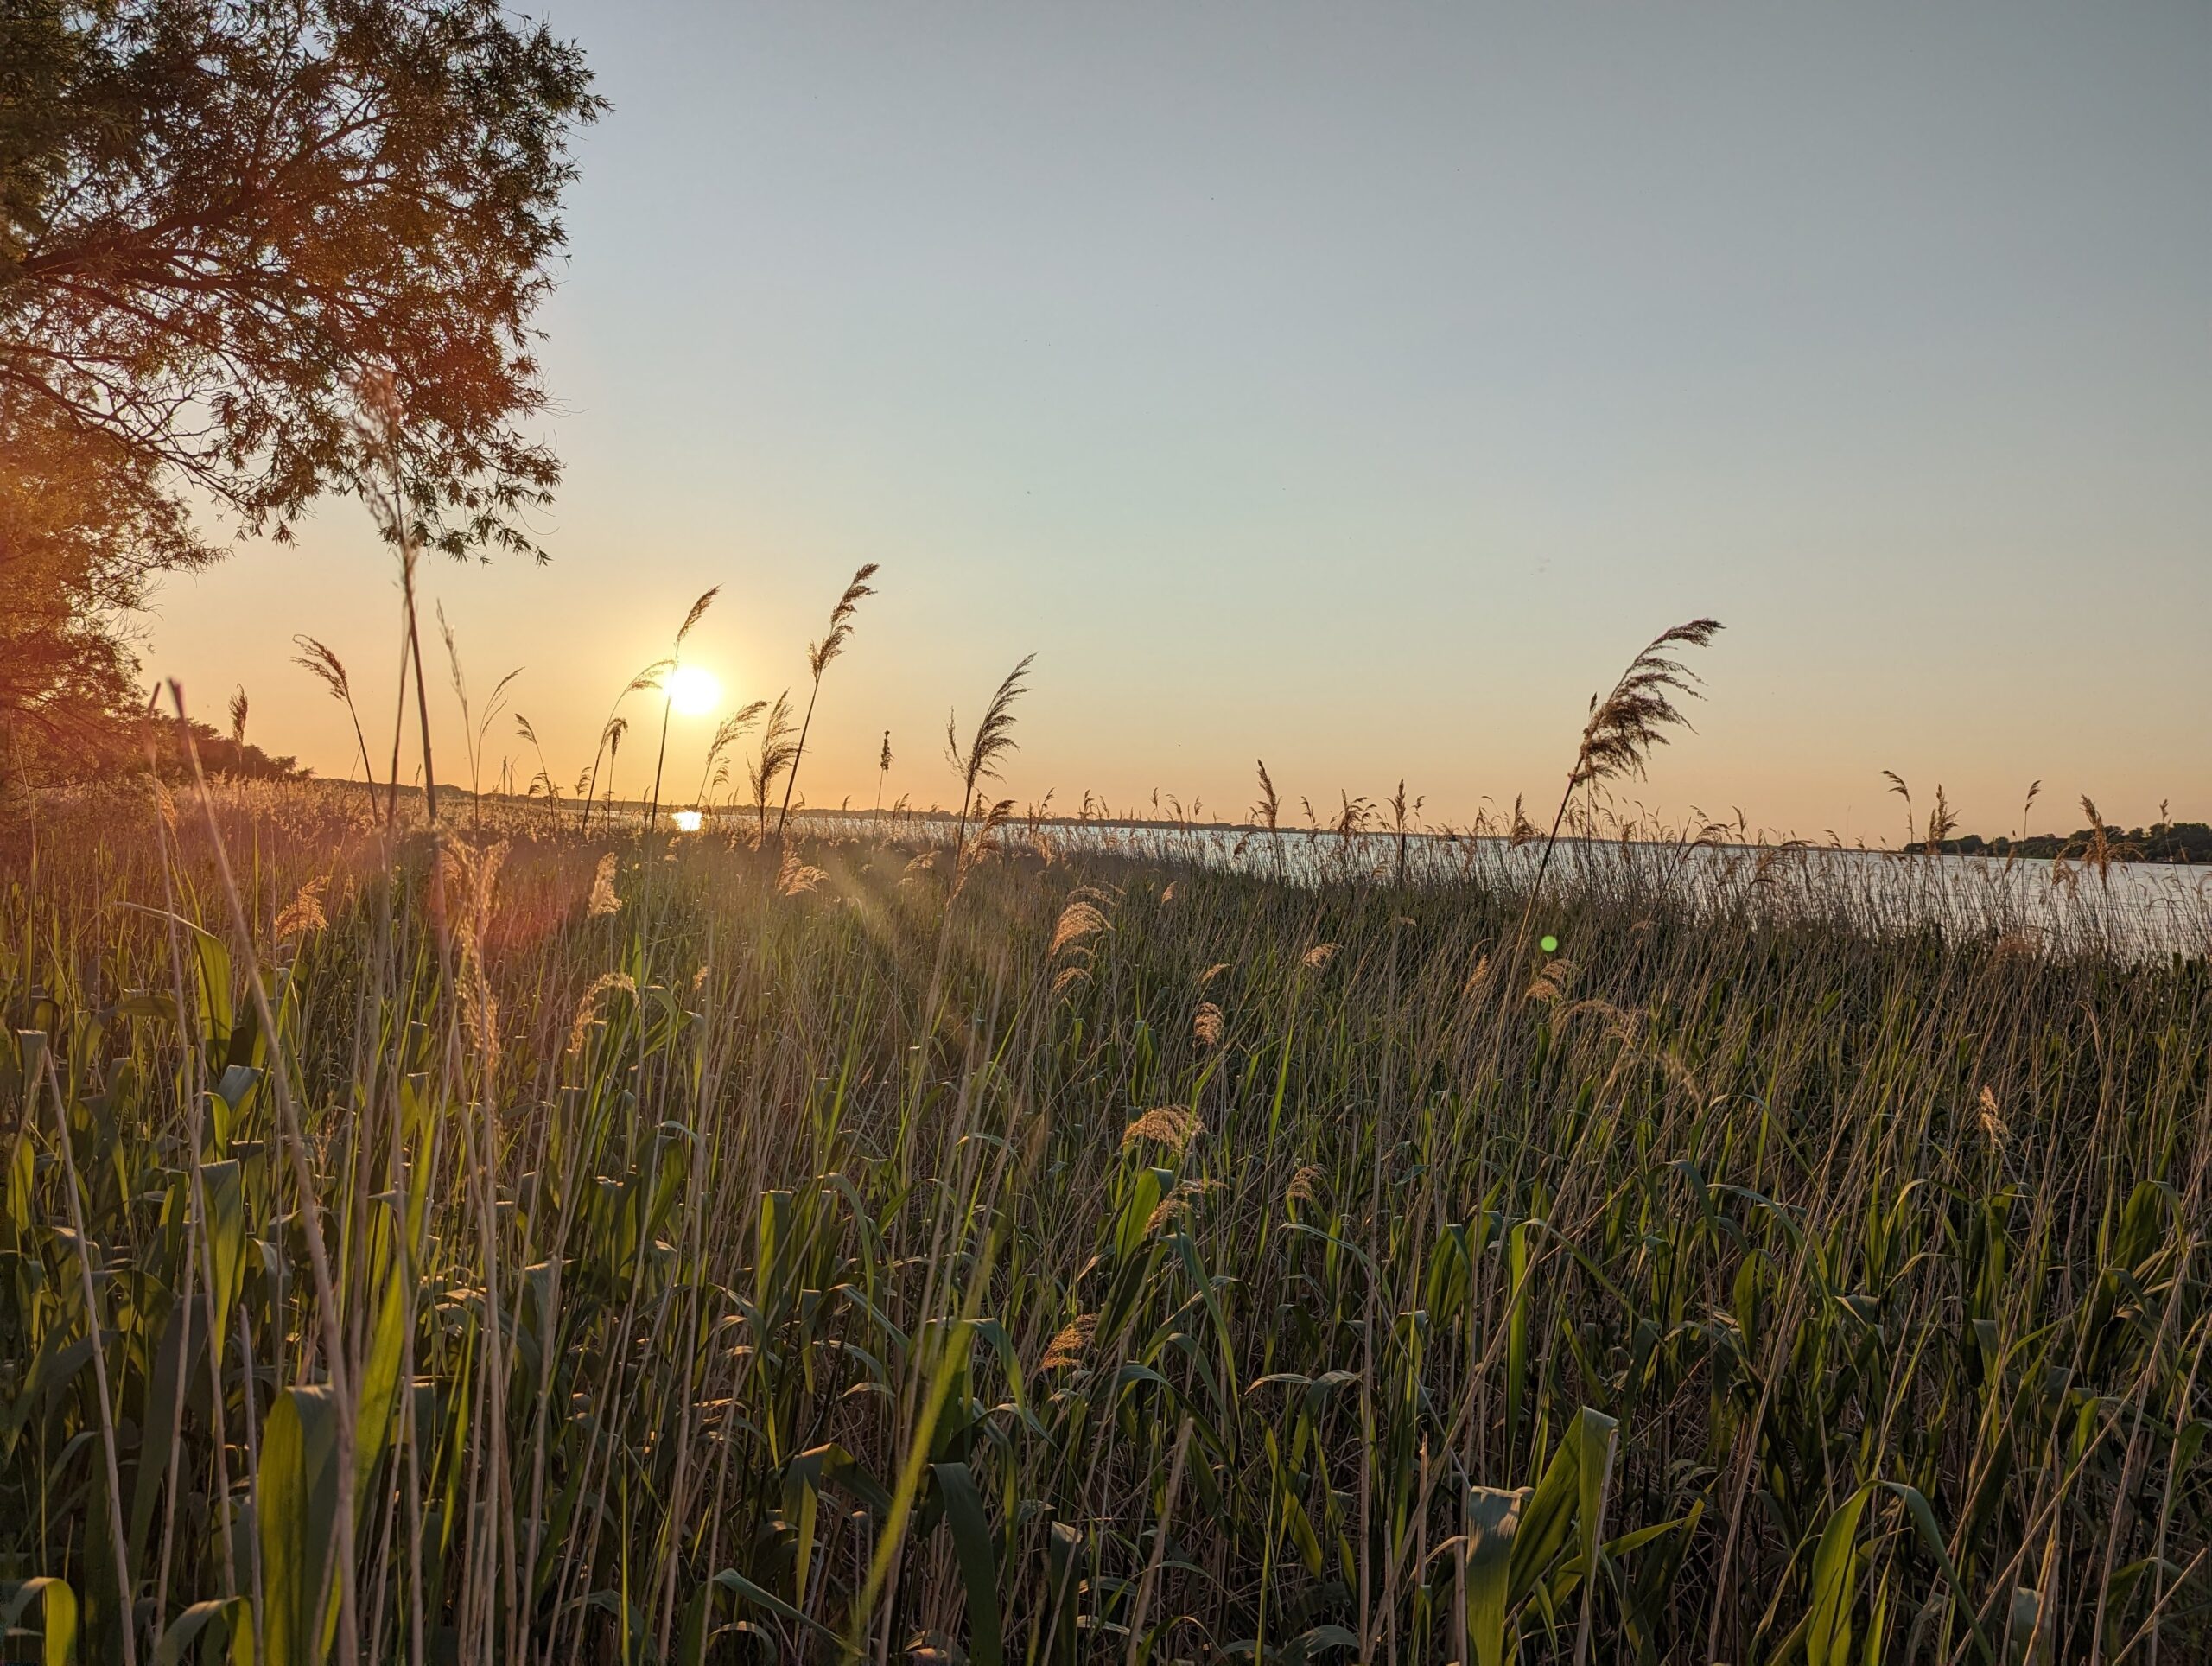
[[582, 660, 670, 832], [1254, 758, 1285, 874], [1882, 770, 1915, 848], [565, 970, 635, 1055], [437, 602, 522, 817], [597, 717, 629, 823], [1387, 779, 1421, 887], [648, 588, 720, 830], [1039, 1314, 1097, 1371], [1925, 784, 1957, 852], [693, 700, 769, 811], [1122, 1106, 1201, 1154], [586, 852, 620, 918], [2078, 794, 2120, 882], [2014, 779, 2042, 851], [952, 797, 1016, 896], [778, 563, 880, 841], [777, 845, 826, 895], [1567, 620, 1723, 789], [1523, 618, 1722, 938], [1050, 899, 1109, 957], [293, 634, 378, 809], [747, 691, 798, 837], [515, 713, 561, 807], [945, 654, 1034, 858], [274, 875, 328, 943]]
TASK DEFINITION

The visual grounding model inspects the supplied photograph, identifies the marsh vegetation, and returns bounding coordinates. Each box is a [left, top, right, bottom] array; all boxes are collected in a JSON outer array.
[[3, 753, 2206, 1663]]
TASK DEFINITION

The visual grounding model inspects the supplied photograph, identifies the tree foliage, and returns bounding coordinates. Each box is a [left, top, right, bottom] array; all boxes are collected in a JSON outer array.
[[0, 390, 207, 740], [1, 0, 603, 729]]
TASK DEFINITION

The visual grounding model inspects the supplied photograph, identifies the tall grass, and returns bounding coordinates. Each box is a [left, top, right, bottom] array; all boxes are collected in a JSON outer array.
[[3, 763, 2206, 1664]]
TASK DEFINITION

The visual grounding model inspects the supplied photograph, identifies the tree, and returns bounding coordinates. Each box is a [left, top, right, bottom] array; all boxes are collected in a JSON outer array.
[[1, 0, 604, 729], [0, 389, 208, 762]]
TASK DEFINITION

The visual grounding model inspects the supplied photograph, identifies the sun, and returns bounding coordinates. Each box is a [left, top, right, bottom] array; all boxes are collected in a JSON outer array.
[[664, 664, 721, 716]]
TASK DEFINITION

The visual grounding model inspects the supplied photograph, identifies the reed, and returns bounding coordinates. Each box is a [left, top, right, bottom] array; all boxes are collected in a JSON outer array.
[[3, 750, 2204, 1664], [777, 565, 879, 843], [3, 595, 2208, 1666], [646, 589, 719, 832]]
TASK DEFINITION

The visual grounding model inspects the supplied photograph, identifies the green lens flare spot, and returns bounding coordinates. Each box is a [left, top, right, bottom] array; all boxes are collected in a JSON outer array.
[[1539, 934, 1559, 953]]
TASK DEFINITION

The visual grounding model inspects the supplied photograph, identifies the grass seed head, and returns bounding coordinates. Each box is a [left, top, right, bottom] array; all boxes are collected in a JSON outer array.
[[1122, 1106, 1202, 1154], [587, 851, 621, 917], [567, 970, 636, 1055], [1051, 899, 1109, 957], [1040, 1313, 1097, 1371], [274, 875, 329, 941]]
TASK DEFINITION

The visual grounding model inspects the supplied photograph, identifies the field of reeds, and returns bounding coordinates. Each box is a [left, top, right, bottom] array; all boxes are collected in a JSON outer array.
[[3, 758, 2207, 1666]]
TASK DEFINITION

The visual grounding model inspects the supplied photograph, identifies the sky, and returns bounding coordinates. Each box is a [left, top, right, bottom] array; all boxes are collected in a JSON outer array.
[[145, 3, 2210, 840]]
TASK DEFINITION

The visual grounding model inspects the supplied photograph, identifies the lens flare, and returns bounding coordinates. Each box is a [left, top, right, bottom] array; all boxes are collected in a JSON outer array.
[[671, 808, 704, 833], [664, 664, 720, 715]]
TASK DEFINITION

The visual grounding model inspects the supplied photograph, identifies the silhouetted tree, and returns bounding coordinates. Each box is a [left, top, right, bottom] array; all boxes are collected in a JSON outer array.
[[1, 0, 603, 728]]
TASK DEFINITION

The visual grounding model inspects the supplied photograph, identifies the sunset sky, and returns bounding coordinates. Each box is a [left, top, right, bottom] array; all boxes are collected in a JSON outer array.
[[144, 3, 2209, 839]]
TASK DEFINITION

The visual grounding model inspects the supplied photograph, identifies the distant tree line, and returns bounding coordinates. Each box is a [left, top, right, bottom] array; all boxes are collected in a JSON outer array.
[[1936, 822, 2212, 865]]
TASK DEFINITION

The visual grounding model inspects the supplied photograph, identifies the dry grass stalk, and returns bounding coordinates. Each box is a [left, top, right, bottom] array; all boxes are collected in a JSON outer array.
[[1300, 943, 1337, 970]]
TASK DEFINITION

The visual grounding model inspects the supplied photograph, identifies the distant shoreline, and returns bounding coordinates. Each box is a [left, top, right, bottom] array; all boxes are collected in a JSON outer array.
[[264, 775, 2212, 867]]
